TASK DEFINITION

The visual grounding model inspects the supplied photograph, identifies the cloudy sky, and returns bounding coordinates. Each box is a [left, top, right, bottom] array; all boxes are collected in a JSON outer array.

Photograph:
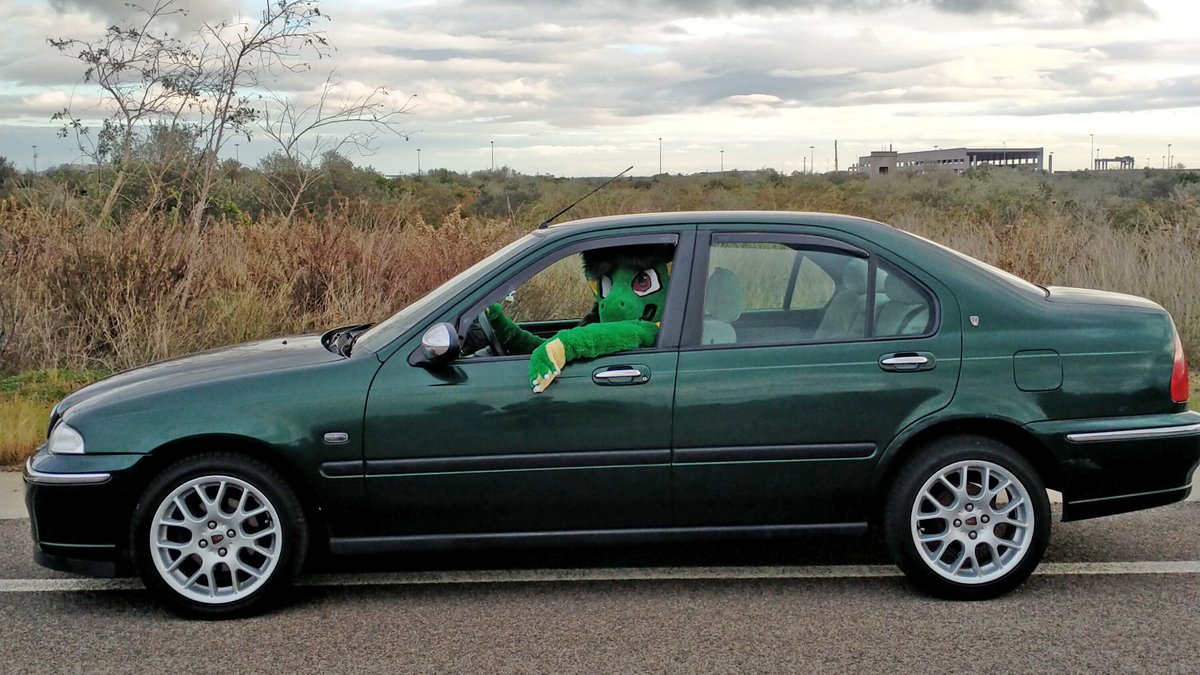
[[1, 0, 1196, 175]]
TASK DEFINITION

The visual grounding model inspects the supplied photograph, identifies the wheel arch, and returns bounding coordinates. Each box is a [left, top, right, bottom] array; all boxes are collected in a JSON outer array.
[[122, 434, 329, 559], [870, 417, 1063, 525]]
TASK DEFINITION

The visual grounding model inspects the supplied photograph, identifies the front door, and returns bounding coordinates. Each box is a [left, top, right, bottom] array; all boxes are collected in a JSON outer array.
[[361, 232, 690, 537]]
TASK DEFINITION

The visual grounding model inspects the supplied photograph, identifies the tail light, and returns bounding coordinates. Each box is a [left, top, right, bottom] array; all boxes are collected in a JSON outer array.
[[1170, 332, 1189, 404]]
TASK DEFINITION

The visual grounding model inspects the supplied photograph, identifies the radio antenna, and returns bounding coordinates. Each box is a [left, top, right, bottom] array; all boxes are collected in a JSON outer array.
[[537, 165, 634, 229]]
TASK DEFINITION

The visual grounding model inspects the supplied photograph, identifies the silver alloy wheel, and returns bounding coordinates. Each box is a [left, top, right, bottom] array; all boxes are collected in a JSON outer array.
[[149, 474, 282, 605], [909, 459, 1034, 585]]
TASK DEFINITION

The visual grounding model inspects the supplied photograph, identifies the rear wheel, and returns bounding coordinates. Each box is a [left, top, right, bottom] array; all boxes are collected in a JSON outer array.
[[884, 436, 1050, 600], [130, 453, 307, 618]]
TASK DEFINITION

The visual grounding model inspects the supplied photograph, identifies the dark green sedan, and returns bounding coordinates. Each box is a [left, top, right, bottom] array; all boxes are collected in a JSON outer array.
[[25, 211, 1199, 617]]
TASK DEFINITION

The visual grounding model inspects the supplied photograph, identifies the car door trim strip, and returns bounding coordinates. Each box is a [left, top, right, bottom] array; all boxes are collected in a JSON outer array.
[[328, 522, 869, 555], [358, 449, 672, 477], [673, 443, 876, 464]]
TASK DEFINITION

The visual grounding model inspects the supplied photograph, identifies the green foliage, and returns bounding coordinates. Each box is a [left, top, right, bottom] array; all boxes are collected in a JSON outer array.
[[0, 156, 15, 198], [0, 369, 108, 404]]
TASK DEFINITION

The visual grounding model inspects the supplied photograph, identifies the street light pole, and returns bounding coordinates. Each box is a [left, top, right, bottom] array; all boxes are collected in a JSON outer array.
[[720, 150, 724, 172], [1167, 143, 1172, 169], [417, 148, 422, 175], [809, 145, 814, 174], [235, 143, 240, 164], [490, 140, 494, 170]]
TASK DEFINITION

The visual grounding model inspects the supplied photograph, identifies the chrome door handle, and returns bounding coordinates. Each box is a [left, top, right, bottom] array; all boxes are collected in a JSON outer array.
[[881, 355, 928, 366], [592, 365, 651, 385], [879, 352, 936, 372], [594, 369, 643, 379]]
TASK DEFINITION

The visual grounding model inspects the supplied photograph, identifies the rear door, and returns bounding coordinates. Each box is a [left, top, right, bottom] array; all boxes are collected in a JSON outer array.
[[672, 228, 962, 527]]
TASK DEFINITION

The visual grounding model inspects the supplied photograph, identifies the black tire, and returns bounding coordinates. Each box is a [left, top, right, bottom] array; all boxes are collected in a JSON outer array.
[[883, 435, 1050, 600], [129, 453, 308, 619]]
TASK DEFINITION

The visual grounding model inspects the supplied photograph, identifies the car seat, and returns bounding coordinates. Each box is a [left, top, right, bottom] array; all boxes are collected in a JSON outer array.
[[875, 273, 930, 336], [814, 258, 869, 340], [701, 267, 744, 345]]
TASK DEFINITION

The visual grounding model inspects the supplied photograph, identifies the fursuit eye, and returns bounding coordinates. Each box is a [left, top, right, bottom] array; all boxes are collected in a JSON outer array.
[[600, 275, 613, 298], [631, 269, 661, 297]]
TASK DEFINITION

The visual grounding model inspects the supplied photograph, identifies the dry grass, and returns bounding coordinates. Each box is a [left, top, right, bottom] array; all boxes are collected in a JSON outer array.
[[0, 198, 524, 373], [1192, 372, 1200, 412], [1, 169, 1198, 464], [0, 397, 50, 467], [0, 369, 107, 466]]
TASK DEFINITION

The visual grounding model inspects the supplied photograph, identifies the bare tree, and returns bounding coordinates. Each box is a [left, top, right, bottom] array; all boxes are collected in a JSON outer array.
[[50, 2, 205, 223], [257, 73, 415, 222], [50, 0, 353, 228]]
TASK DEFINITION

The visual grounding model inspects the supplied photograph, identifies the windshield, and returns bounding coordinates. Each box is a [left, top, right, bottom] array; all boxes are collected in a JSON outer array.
[[352, 233, 540, 354]]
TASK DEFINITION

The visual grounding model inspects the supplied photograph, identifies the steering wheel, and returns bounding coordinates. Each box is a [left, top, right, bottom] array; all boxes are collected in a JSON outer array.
[[476, 310, 507, 357]]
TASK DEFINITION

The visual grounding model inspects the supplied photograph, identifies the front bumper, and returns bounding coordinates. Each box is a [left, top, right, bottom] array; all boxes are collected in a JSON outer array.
[[23, 447, 143, 576], [1028, 411, 1200, 521]]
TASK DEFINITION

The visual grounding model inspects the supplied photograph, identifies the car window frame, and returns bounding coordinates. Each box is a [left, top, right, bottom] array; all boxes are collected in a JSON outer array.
[[872, 257, 941, 340], [448, 229, 695, 363], [681, 230, 940, 349]]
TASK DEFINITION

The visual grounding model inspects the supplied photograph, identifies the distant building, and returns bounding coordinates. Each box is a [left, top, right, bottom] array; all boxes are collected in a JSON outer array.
[[1095, 156, 1135, 170], [852, 147, 1044, 176]]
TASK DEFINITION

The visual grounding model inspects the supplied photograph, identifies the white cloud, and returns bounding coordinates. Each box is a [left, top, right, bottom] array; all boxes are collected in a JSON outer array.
[[0, 0, 1195, 173]]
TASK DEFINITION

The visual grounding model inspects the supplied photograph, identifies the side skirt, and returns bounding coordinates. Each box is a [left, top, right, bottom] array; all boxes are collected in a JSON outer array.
[[329, 522, 868, 555]]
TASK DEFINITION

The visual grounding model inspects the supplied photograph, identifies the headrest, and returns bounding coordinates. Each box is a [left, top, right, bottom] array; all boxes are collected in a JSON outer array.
[[705, 267, 745, 323], [884, 272, 925, 305], [842, 259, 868, 293]]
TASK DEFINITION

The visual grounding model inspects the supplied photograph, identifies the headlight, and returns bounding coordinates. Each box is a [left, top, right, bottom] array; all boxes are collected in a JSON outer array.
[[48, 423, 85, 455]]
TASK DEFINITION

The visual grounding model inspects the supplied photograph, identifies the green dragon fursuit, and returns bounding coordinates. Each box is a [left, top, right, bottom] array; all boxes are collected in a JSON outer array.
[[485, 244, 674, 392]]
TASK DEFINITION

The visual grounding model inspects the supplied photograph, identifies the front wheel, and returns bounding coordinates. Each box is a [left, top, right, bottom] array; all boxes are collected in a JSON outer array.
[[130, 453, 308, 618], [883, 436, 1050, 600]]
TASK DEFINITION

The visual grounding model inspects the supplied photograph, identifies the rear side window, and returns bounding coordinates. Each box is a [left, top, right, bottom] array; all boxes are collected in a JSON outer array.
[[874, 263, 935, 337], [700, 242, 869, 345], [694, 237, 937, 347]]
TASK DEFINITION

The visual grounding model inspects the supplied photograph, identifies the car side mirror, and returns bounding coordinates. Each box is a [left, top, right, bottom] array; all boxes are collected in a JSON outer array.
[[416, 322, 461, 366]]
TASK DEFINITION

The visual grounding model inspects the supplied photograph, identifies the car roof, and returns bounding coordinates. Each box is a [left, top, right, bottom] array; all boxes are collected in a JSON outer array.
[[543, 210, 893, 237], [540, 210, 1047, 301]]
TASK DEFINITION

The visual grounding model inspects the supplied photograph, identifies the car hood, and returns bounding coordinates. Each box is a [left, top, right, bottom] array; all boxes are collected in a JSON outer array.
[[57, 335, 342, 416], [1044, 286, 1164, 311]]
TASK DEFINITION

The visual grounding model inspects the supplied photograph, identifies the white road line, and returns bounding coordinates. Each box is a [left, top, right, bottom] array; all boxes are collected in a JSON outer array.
[[3, 561, 1199, 593]]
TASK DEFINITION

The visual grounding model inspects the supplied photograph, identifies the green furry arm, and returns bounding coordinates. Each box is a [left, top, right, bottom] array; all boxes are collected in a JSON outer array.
[[485, 303, 546, 355], [529, 320, 659, 393]]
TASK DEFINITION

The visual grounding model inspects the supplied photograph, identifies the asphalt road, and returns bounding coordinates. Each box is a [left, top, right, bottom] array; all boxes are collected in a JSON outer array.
[[2, 497, 1199, 674]]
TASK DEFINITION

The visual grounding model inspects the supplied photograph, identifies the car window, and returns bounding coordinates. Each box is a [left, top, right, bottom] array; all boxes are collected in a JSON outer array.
[[701, 241, 869, 346], [706, 243, 794, 310], [500, 254, 595, 323], [874, 263, 935, 337], [459, 240, 680, 358], [788, 256, 837, 310]]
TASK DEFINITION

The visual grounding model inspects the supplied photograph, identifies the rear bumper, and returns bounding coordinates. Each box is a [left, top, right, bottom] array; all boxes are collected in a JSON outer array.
[[1027, 411, 1200, 521]]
